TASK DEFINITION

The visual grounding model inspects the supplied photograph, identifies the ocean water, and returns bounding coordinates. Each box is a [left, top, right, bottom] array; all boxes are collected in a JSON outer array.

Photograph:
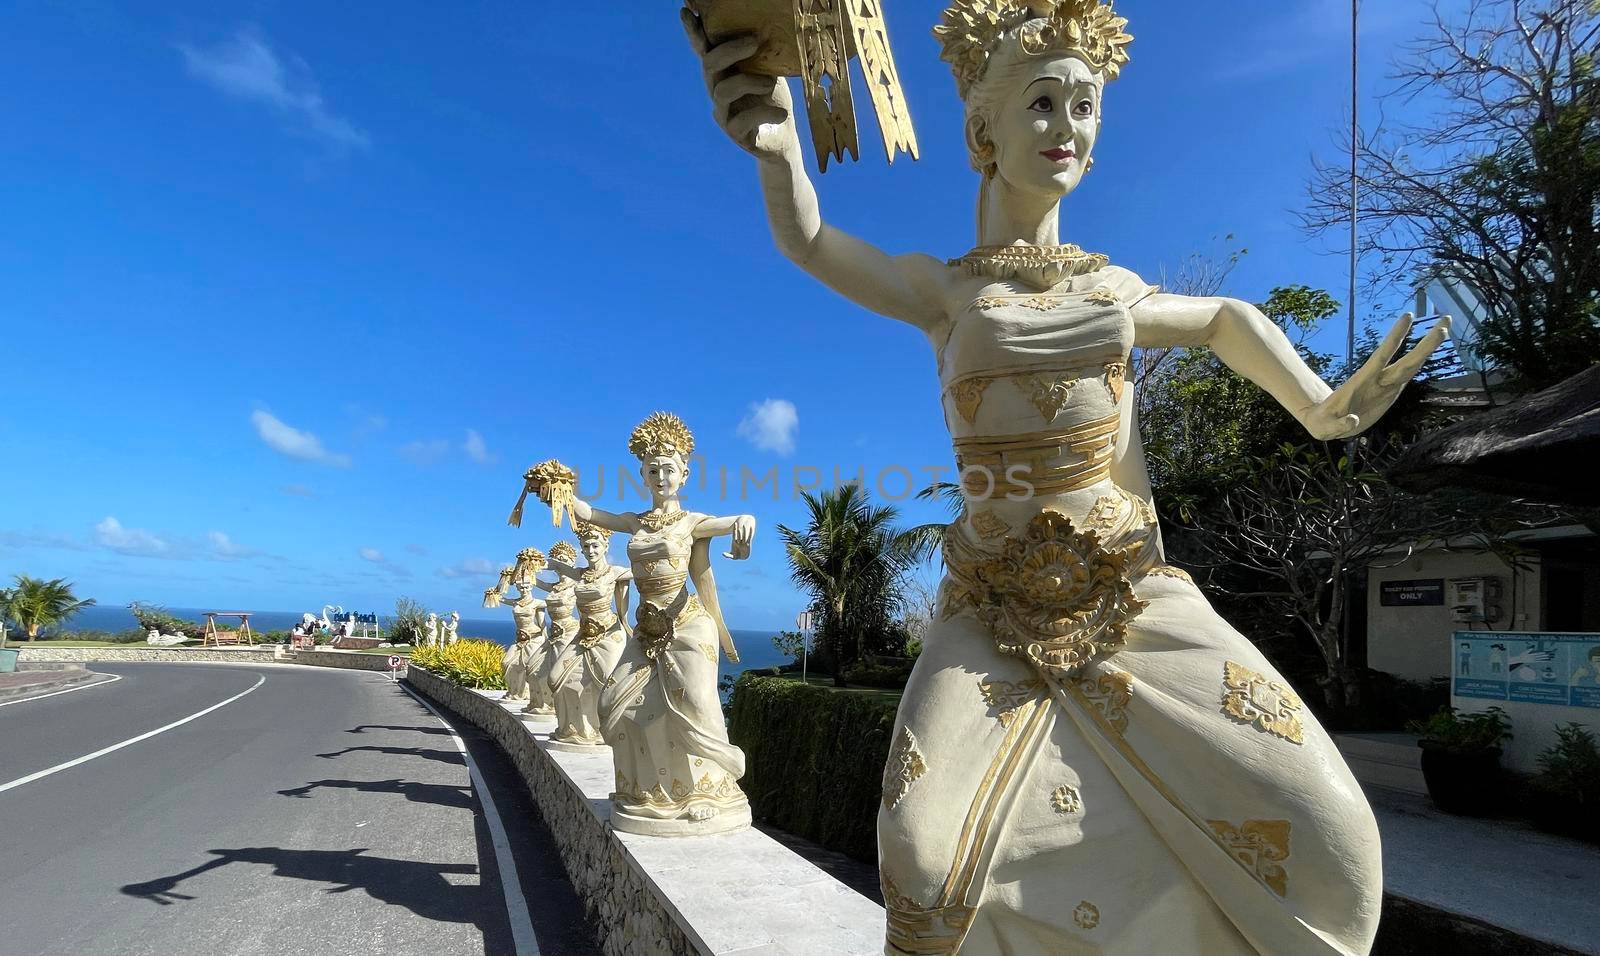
[[53, 605, 790, 684]]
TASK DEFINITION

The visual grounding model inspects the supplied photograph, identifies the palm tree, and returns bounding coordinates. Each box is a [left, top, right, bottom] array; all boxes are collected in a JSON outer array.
[[0, 575, 96, 642], [778, 485, 921, 686], [900, 480, 966, 565]]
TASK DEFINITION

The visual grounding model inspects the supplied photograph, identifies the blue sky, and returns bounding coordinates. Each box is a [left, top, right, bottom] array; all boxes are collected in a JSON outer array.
[[0, 1, 1460, 629]]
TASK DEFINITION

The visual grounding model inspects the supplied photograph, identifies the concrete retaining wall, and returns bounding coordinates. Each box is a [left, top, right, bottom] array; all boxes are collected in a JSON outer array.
[[403, 665, 884, 956], [14, 646, 400, 673], [15, 646, 281, 664]]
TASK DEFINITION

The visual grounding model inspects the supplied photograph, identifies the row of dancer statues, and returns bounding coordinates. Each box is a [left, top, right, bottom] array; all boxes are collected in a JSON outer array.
[[482, 412, 757, 836], [421, 610, 460, 648]]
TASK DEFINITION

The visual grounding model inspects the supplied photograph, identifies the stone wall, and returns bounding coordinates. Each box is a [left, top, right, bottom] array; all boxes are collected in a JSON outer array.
[[403, 666, 695, 956], [15, 646, 281, 664], [14, 646, 400, 672], [404, 666, 885, 956]]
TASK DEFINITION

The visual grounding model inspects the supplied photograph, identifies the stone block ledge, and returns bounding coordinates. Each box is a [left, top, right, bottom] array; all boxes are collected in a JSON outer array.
[[403, 665, 886, 956], [15, 646, 282, 664]]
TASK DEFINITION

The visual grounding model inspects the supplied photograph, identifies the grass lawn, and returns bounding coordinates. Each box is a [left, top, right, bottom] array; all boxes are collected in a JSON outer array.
[[772, 672, 904, 703]]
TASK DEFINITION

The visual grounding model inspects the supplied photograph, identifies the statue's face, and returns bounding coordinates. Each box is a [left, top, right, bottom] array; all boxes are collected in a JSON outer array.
[[581, 535, 606, 564], [642, 455, 686, 499], [987, 55, 1101, 199]]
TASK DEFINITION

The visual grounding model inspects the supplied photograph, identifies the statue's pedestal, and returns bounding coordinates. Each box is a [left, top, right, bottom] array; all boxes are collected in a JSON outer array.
[[611, 801, 752, 838], [546, 737, 610, 755]]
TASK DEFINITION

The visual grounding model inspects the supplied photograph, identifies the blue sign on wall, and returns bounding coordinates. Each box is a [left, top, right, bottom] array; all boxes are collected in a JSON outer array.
[[1451, 631, 1600, 709]]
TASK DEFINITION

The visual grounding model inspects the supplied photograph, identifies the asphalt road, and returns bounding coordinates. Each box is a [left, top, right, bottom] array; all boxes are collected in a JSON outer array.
[[0, 662, 596, 956]]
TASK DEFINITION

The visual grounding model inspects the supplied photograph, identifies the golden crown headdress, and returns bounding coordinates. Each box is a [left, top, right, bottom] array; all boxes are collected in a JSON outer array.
[[627, 412, 695, 462], [935, 0, 1133, 99], [516, 547, 547, 574], [549, 541, 577, 564], [574, 519, 612, 544]]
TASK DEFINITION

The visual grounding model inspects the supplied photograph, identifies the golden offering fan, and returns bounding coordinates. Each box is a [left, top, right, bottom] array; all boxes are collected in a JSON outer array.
[[686, 0, 919, 172]]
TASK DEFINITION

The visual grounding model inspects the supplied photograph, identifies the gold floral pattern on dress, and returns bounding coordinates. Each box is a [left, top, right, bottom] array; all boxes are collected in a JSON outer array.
[[1076, 669, 1134, 734], [1050, 784, 1082, 814], [614, 769, 744, 811], [970, 509, 1010, 540], [949, 377, 993, 424], [1084, 286, 1120, 306], [944, 510, 1147, 681], [1221, 661, 1305, 745], [699, 643, 718, 663], [883, 726, 929, 810], [1072, 901, 1101, 930], [1206, 819, 1291, 897], [1145, 564, 1193, 584], [971, 293, 1067, 312], [1015, 373, 1078, 422], [978, 678, 1047, 727], [1083, 494, 1124, 534]]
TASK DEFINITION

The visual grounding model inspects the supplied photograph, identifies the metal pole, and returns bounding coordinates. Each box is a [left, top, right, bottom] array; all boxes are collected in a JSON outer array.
[[1347, 0, 1359, 367]]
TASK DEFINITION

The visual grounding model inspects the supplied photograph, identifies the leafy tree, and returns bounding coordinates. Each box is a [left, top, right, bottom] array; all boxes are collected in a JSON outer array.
[[1305, 0, 1600, 386], [385, 596, 430, 646], [1141, 285, 1338, 520], [778, 485, 920, 685], [0, 575, 96, 641]]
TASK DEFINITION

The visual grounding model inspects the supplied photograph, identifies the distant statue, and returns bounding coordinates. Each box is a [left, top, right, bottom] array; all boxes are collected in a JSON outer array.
[[443, 612, 460, 646], [425, 612, 439, 648], [538, 521, 632, 752], [146, 628, 194, 647]]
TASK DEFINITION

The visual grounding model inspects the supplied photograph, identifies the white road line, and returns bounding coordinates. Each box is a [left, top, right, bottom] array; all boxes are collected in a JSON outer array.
[[398, 682, 539, 956], [0, 673, 123, 708], [0, 675, 266, 794]]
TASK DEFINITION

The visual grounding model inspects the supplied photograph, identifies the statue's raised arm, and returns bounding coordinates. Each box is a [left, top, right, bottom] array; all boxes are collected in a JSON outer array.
[[681, 8, 952, 331], [1132, 295, 1451, 440]]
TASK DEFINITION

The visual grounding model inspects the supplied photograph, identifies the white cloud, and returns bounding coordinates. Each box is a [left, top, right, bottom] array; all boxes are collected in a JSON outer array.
[[179, 29, 370, 152], [280, 484, 315, 498], [94, 517, 171, 557], [463, 429, 496, 465], [359, 547, 385, 563], [207, 531, 260, 560], [737, 399, 799, 456], [398, 438, 452, 466], [252, 410, 352, 467], [404, 543, 429, 556], [438, 558, 495, 580]]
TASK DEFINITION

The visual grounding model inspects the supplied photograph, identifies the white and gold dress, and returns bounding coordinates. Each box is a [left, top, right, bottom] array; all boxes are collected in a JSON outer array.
[[533, 577, 580, 717], [547, 567, 628, 750], [505, 594, 549, 713], [877, 251, 1382, 956], [598, 509, 749, 834]]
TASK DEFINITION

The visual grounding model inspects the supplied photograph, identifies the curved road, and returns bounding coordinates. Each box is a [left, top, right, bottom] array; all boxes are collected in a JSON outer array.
[[0, 662, 595, 956]]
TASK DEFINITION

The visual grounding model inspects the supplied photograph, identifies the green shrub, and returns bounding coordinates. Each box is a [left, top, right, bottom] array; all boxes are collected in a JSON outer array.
[[1407, 706, 1512, 754], [1533, 723, 1600, 806], [841, 657, 914, 689], [410, 639, 505, 690], [728, 674, 899, 863], [128, 602, 204, 639]]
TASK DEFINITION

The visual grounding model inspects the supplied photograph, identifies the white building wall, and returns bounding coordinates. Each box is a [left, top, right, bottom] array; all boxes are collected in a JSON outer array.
[[1366, 551, 1542, 681]]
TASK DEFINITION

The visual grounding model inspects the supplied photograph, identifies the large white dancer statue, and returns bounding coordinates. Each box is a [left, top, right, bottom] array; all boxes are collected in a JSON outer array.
[[683, 0, 1449, 952]]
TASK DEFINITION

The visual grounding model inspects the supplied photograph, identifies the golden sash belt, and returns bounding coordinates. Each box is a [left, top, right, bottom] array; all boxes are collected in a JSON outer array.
[[953, 412, 1120, 499]]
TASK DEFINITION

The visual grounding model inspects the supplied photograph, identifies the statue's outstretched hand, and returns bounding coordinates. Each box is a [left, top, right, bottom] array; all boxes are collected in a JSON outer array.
[[724, 514, 756, 560], [681, 8, 802, 163], [1301, 313, 1452, 440]]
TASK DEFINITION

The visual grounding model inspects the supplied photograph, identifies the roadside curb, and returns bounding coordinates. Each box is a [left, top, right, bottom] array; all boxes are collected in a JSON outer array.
[[0, 668, 115, 703]]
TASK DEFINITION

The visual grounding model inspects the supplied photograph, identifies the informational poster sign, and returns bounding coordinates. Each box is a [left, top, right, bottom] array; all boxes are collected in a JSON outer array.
[[1380, 579, 1445, 607], [1452, 631, 1600, 709]]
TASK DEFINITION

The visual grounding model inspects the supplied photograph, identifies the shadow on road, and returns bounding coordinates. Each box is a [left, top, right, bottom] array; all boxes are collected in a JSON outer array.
[[277, 778, 474, 811], [120, 847, 486, 927], [345, 723, 452, 737], [315, 745, 464, 765]]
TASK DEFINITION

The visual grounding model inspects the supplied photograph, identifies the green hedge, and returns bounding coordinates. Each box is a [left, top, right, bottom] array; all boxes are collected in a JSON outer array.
[[728, 673, 900, 864]]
